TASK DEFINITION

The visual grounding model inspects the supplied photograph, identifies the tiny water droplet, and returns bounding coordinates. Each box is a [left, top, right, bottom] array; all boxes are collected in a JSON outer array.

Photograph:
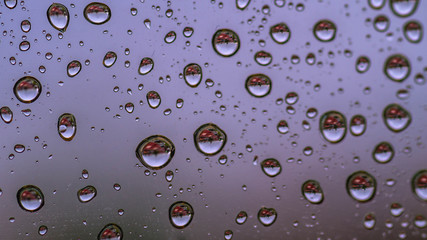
[[212, 29, 240, 57], [320, 111, 346, 143], [58, 113, 77, 141], [136, 135, 175, 170], [82, 169, 89, 179], [414, 215, 427, 228], [184, 63, 202, 87], [194, 123, 227, 155], [14, 76, 42, 103], [383, 103, 411, 132], [165, 170, 174, 182], [77, 185, 97, 203], [169, 201, 194, 229], [21, 20, 31, 33], [67, 60, 82, 77], [144, 19, 151, 29], [261, 158, 282, 177], [98, 223, 122, 240], [245, 74, 272, 97], [183, 27, 194, 37], [47, 3, 69, 32], [313, 20, 336, 42], [84, 2, 111, 25], [176, 98, 184, 108], [224, 230, 233, 240], [19, 41, 30, 51], [258, 207, 277, 226], [346, 171, 376, 202], [17, 185, 44, 212], [302, 180, 324, 204], [14, 144, 25, 153], [285, 92, 298, 105]]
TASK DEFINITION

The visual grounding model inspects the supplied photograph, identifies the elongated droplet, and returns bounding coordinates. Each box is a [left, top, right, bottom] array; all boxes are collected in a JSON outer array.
[[412, 170, 427, 201], [302, 180, 324, 204], [58, 113, 77, 141], [184, 63, 202, 87], [356, 56, 370, 73], [350, 115, 366, 136], [236, 0, 250, 10], [103, 51, 117, 68], [320, 111, 346, 143], [47, 3, 69, 32], [1, 106, 13, 123], [363, 213, 376, 230], [373, 142, 394, 163], [146, 91, 161, 109], [384, 55, 410, 82], [383, 104, 411, 132], [169, 201, 194, 229], [245, 74, 272, 97], [138, 57, 154, 75], [261, 158, 282, 177], [77, 185, 97, 203], [164, 31, 176, 44], [84, 2, 111, 25], [14, 76, 42, 103], [347, 171, 376, 202], [236, 211, 248, 224], [194, 123, 227, 155], [98, 223, 122, 240], [17, 185, 44, 212], [258, 207, 277, 226], [212, 29, 240, 57], [136, 135, 175, 170], [313, 20, 336, 42], [390, 0, 418, 17], [67, 60, 81, 77], [270, 23, 291, 44], [404, 21, 423, 43]]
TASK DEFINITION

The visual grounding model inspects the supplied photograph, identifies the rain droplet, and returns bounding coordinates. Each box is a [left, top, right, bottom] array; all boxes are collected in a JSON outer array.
[[306, 108, 318, 119], [369, 0, 385, 9], [37, 225, 48, 236], [14, 144, 25, 153], [390, 0, 418, 17], [138, 57, 154, 75], [384, 55, 410, 82], [212, 29, 240, 57], [14, 76, 42, 103], [414, 215, 427, 228], [47, 3, 69, 32], [245, 74, 272, 98], [194, 123, 227, 156], [363, 213, 376, 230], [136, 135, 175, 170], [58, 113, 77, 141], [236, 0, 250, 10], [19, 41, 30, 51], [373, 15, 389, 32], [144, 19, 151, 29], [77, 185, 97, 203], [261, 158, 282, 177], [4, 0, 17, 9], [21, 20, 31, 33], [82, 169, 89, 179], [176, 99, 184, 108], [373, 142, 394, 163], [1, 106, 13, 123], [125, 102, 134, 113], [390, 202, 404, 217], [403, 21, 423, 43], [346, 171, 376, 202], [17, 185, 44, 212], [236, 211, 248, 224], [320, 111, 346, 143], [258, 207, 277, 226], [302, 180, 324, 204], [285, 92, 298, 105], [356, 56, 370, 73], [350, 115, 366, 136], [412, 170, 427, 201], [67, 60, 82, 77], [98, 223, 122, 240], [169, 201, 194, 229], [164, 31, 176, 44], [277, 120, 289, 134], [84, 2, 111, 24], [306, 53, 316, 65], [270, 23, 291, 44], [313, 20, 336, 42], [183, 27, 194, 37], [254, 51, 272, 66], [146, 91, 161, 109], [165, 170, 174, 182], [383, 103, 411, 132], [184, 63, 202, 87], [103, 51, 117, 68]]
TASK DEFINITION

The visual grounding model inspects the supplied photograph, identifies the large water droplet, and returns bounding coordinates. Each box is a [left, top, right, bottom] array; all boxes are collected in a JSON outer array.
[[136, 135, 175, 170], [184, 63, 202, 87], [98, 223, 122, 240], [138, 57, 154, 75], [258, 207, 277, 226], [302, 180, 324, 204], [4, 0, 17, 9], [236, 211, 248, 224], [383, 103, 411, 132], [313, 20, 336, 42], [14, 76, 42, 103], [254, 51, 272, 66], [58, 113, 77, 141], [1, 106, 13, 123], [320, 111, 346, 143], [356, 56, 370, 73], [347, 171, 376, 202], [169, 201, 194, 229], [236, 0, 250, 10], [245, 74, 272, 97], [363, 213, 376, 230], [103, 51, 117, 68], [369, 0, 385, 9], [77, 185, 97, 203], [412, 170, 427, 201], [384, 55, 410, 82], [146, 91, 161, 109], [403, 21, 423, 43], [212, 29, 240, 57], [390, 0, 418, 17], [67, 60, 82, 77], [17, 185, 44, 212], [390, 202, 404, 217], [194, 123, 227, 155], [373, 15, 389, 32], [47, 3, 69, 32], [350, 115, 366, 136], [373, 142, 394, 163], [84, 2, 111, 25], [261, 158, 282, 177], [270, 23, 291, 44]]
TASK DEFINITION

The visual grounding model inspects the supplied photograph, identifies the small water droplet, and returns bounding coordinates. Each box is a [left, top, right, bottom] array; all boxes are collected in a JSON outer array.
[[77, 185, 97, 203], [414, 215, 427, 228], [183, 27, 194, 37], [236, 0, 251, 10], [254, 51, 272, 66], [47, 3, 69, 32], [144, 19, 151, 29], [363, 213, 376, 230], [14, 144, 25, 153], [350, 115, 366, 136], [1, 106, 13, 123], [146, 91, 161, 109], [212, 29, 240, 57], [21, 20, 31, 33], [17, 185, 44, 212], [356, 56, 370, 73], [412, 170, 427, 201], [165, 170, 174, 182], [136, 135, 175, 170], [4, 0, 17, 9], [390, 202, 404, 217], [164, 31, 177, 44], [261, 158, 281, 177], [98, 223, 122, 240], [82, 169, 89, 179], [320, 111, 346, 143], [390, 0, 418, 17], [277, 120, 289, 134], [347, 171, 376, 202], [403, 21, 423, 43], [103, 51, 117, 68], [285, 92, 298, 105], [236, 211, 248, 224], [67, 60, 82, 77], [58, 113, 77, 141], [194, 123, 227, 155], [373, 142, 394, 163], [245, 74, 272, 97], [384, 55, 410, 82], [138, 57, 154, 75], [184, 63, 202, 87], [270, 23, 291, 44], [224, 230, 233, 240], [176, 99, 184, 108], [302, 180, 324, 204], [84, 2, 111, 24], [373, 15, 389, 32], [125, 102, 134, 113], [313, 20, 336, 42], [258, 207, 277, 226], [14, 76, 42, 103], [38, 225, 48, 236], [169, 201, 194, 229], [19, 41, 30, 51], [383, 103, 411, 132]]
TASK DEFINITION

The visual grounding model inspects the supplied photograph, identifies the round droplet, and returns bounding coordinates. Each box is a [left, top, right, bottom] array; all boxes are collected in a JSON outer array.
[[270, 23, 291, 44], [320, 111, 347, 143], [403, 21, 423, 43], [84, 2, 111, 25], [285, 92, 298, 105], [277, 120, 289, 134], [261, 158, 281, 177], [14, 76, 42, 103], [390, 0, 418, 17], [383, 104, 411, 132], [313, 20, 337, 42], [363, 213, 376, 230], [21, 20, 31, 33], [412, 170, 427, 201], [183, 27, 194, 37], [19, 41, 30, 51], [77, 185, 97, 203], [224, 230, 233, 240], [4, 0, 17, 9], [47, 3, 69, 32], [164, 31, 176, 44], [58, 113, 77, 141], [14, 144, 25, 153], [414, 215, 427, 228], [98, 223, 122, 240], [138, 57, 154, 75], [146, 91, 161, 109], [245, 74, 272, 98], [169, 201, 194, 229], [165, 170, 174, 182], [258, 207, 277, 226], [307, 108, 318, 119], [125, 102, 134, 113], [373, 15, 390, 32], [236, 0, 251, 10], [67, 60, 82, 77], [136, 135, 175, 170], [347, 171, 376, 202], [384, 55, 410, 82], [212, 29, 240, 57], [1, 106, 13, 123], [236, 211, 248, 224], [302, 180, 324, 204], [17, 185, 44, 212], [369, 0, 385, 9], [306, 53, 316, 65], [194, 123, 227, 156], [373, 142, 394, 163], [350, 115, 366, 136], [82, 169, 89, 179], [103, 51, 117, 68], [390, 202, 404, 217], [356, 56, 370, 73], [176, 99, 184, 109], [184, 63, 202, 87], [254, 51, 272, 66]]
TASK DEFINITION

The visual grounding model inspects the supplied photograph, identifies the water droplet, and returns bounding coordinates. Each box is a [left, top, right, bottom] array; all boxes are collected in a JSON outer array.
[[285, 92, 298, 105], [17, 185, 44, 212], [245, 74, 272, 97], [302, 180, 324, 204], [274, 0, 285, 7], [164, 31, 176, 43], [58, 113, 77, 141], [19, 41, 30, 51], [169, 201, 194, 229], [384, 55, 410, 82], [346, 171, 376, 202], [261, 158, 281, 177], [146, 91, 161, 109], [356, 56, 370, 73], [414, 215, 427, 228], [383, 103, 411, 132], [236, 0, 250, 10], [21, 20, 31, 33], [183, 27, 194, 37], [212, 29, 240, 57], [363, 213, 376, 230], [14, 76, 42, 103], [176, 98, 184, 108], [165, 170, 174, 182], [306, 53, 316, 65], [103, 51, 117, 68], [82, 169, 89, 179], [224, 230, 233, 240], [390, 202, 404, 217], [258, 207, 277, 226], [125, 102, 134, 113], [113, 183, 121, 191], [130, 7, 138, 16], [320, 111, 346, 143], [84, 2, 111, 25], [373, 15, 389, 32], [194, 123, 227, 155], [1, 106, 13, 123], [254, 51, 272, 66], [277, 120, 289, 134], [144, 19, 151, 29], [403, 21, 423, 43], [373, 142, 394, 163], [77, 185, 97, 203], [38, 225, 48, 236], [235, 211, 248, 224], [306, 108, 318, 118], [369, 0, 385, 9], [412, 170, 427, 201], [350, 115, 366, 136], [14, 144, 25, 153], [4, 0, 17, 9], [390, 0, 418, 17], [47, 3, 69, 32], [136, 135, 175, 170], [98, 223, 122, 240], [138, 57, 154, 75], [184, 63, 202, 87], [67, 60, 82, 77], [313, 20, 336, 42], [270, 23, 291, 44]]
